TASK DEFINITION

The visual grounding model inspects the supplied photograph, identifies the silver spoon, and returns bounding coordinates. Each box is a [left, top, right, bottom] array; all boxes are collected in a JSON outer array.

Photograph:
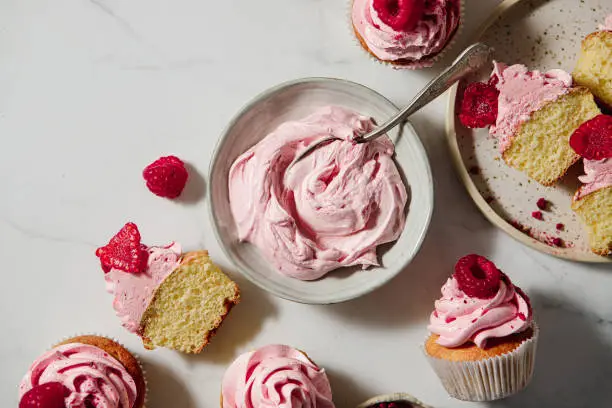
[[287, 43, 494, 169]]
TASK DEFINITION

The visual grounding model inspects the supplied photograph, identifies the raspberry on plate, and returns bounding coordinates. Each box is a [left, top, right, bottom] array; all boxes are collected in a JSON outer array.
[[458, 81, 499, 129], [95, 222, 148, 274], [569, 114, 612, 160], [372, 0, 425, 32], [453, 254, 501, 299], [143, 155, 189, 199]]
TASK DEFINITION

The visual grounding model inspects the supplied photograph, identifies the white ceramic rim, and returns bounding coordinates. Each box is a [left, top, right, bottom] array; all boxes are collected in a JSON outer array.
[[444, 0, 611, 264], [208, 77, 434, 304]]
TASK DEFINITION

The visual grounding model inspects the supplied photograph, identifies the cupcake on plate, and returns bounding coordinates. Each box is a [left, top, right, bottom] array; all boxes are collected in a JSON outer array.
[[221, 344, 335, 408], [19, 335, 146, 408], [424, 254, 538, 401], [97, 222, 240, 353], [351, 0, 462, 69]]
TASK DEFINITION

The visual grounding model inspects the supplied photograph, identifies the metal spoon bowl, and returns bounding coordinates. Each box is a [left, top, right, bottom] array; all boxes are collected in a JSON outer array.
[[287, 42, 494, 169]]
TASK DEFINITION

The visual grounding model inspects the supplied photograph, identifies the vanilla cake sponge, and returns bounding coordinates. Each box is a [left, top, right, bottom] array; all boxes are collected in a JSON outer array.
[[573, 31, 612, 109], [502, 88, 600, 186], [140, 251, 240, 353], [572, 186, 612, 256]]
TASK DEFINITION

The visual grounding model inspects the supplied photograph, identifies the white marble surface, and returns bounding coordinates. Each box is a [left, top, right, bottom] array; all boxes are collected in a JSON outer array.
[[1, 1, 611, 407]]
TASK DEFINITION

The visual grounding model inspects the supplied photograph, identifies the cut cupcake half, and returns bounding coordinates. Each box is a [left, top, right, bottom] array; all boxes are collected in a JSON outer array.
[[574, 28, 612, 109]]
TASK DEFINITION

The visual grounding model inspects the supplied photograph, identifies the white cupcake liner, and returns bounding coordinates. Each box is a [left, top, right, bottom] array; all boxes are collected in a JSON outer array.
[[348, 0, 465, 70], [424, 324, 539, 402], [357, 392, 434, 408], [51, 333, 149, 408]]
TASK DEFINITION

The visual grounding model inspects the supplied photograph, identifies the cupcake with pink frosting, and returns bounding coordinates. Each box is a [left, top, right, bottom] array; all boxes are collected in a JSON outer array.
[[351, 0, 462, 69], [19, 335, 146, 408], [221, 344, 335, 408], [424, 254, 538, 401]]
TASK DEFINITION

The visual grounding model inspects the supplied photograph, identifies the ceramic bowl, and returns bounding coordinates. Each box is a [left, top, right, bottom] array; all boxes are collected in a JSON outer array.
[[357, 392, 434, 408], [208, 77, 433, 304]]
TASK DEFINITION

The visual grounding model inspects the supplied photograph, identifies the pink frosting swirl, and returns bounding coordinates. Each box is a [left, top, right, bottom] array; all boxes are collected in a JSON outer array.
[[351, 0, 460, 66], [428, 277, 532, 348], [490, 62, 572, 153], [104, 243, 181, 333], [576, 159, 612, 199], [19, 343, 138, 408], [222, 344, 335, 408], [228, 106, 407, 280]]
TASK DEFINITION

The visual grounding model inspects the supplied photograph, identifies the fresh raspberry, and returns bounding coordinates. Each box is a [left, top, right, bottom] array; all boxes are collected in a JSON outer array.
[[372, 0, 425, 32], [458, 82, 499, 128], [536, 198, 549, 211], [454, 254, 502, 299], [95, 222, 148, 274], [20, 382, 70, 408], [569, 114, 612, 160], [143, 155, 189, 199], [531, 211, 543, 220]]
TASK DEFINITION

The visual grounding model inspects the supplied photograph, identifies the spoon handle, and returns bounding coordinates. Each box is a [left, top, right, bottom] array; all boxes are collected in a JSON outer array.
[[356, 43, 494, 143]]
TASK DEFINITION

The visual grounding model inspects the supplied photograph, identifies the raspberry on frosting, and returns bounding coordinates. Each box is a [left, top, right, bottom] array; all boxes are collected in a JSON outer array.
[[19, 382, 70, 408], [458, 81, 499, 129], [372, 0, 425, 32], [569, 114, 612, 160], [95, 222, 148, 274], [453, 254, 501, 299]]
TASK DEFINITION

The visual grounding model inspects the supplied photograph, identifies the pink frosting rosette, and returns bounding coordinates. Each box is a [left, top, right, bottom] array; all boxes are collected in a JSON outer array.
[[19, 343, 138, 408], [222, 344, 335, 408]]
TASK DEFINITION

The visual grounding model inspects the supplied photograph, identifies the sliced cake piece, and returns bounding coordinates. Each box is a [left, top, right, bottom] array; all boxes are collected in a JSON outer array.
[[490, 62, 600, 186], [573, 16, 612, 109], [140, 251, 240, 353], [569, 115, 612, 256], [97, 223, 240, 353], [572, 186, 612, 256]]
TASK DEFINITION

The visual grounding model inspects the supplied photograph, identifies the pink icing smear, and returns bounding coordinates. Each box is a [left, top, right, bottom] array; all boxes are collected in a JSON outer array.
[[105, 243, 181, 333], [222, 344, 335, 408], [576, 159, 612, 199], [228, 106, 407, 281], [351, 0, 460, 66], [490, 62, 572, 153], [19, 343, 138, 408], [599, 14, 612, 31], [428, 277, 532, 348]]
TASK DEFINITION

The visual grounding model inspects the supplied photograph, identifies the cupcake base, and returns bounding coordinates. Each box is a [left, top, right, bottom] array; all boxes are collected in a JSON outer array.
[[424, 324, 539, 401], [58, 335, 147, 408]]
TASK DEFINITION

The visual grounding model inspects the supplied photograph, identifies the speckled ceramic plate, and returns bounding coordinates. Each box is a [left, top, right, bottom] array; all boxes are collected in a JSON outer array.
[[209, 78, 434, 304], [357, 393, 434, 408], [446, 0, 611, 263]]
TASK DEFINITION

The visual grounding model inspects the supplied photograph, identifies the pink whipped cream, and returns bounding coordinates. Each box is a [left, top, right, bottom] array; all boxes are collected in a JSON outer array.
[[222, 344, 335, 408], [351, 0, 460, 66], [428, 276, 532, 348], [490, 62, 572, 152], [19, 343, 138, 408], [228, 106, 407, 280], [576, 159, 612, 200], [599, 14, 612, 31], [105, 243, 181, 333]]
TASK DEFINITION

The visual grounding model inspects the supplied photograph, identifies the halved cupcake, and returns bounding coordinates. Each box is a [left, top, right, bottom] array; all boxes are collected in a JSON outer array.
[[97, 222, 240, 353], [459, 62, 601, 185], [569, 114, 612, 256], [573, 15, 612, 109]]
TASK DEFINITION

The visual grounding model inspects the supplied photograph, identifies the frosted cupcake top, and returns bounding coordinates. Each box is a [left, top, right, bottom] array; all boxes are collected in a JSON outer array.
[[222, 344, 335, 408], [19, 343, 138, 408], [428, 254, 533, 348], [351, 0, 461, 67]]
